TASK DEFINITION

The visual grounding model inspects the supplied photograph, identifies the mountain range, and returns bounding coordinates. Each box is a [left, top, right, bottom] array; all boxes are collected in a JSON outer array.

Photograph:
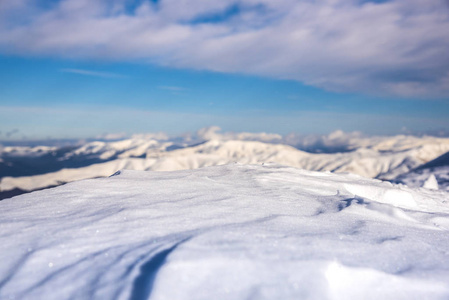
[[2, 128, 449, 199]]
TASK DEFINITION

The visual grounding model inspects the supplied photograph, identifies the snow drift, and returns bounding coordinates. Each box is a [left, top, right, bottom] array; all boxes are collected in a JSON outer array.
[[1, 164, 449, 299], [396, 151, 449, 190]]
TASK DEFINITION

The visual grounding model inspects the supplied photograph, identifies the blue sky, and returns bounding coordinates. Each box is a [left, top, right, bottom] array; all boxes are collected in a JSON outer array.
[[1, 0, 448, 140]]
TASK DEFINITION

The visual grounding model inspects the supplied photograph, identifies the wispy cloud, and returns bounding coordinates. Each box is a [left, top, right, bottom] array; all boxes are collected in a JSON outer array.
[[1, 0, 449, 98], [60, 68, 125, 78]]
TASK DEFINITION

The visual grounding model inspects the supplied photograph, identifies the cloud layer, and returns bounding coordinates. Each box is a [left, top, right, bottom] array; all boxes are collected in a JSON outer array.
[[1, 0, 448, 97], [60, 68, 125, 78]]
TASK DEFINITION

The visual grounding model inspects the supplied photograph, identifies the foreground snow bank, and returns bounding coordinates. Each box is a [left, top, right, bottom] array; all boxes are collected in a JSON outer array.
[[1, 164, 449, 300]]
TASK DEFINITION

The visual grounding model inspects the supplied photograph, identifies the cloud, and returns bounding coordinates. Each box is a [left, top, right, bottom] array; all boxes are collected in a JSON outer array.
[[95, 132, 129, 140], [1, 0, 449, 97], [61, 68, 125, 78], [196, 126, 282, 142]]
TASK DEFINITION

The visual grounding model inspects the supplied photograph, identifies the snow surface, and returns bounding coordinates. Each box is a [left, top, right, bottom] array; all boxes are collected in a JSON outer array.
[[395, 151, 449, 191], [423, 174, 439, 190], [397, 167, 449, 191], [1, 164, 449, 299]]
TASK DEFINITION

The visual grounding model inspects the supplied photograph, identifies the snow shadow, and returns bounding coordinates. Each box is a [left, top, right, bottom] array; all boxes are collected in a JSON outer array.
[[130, 239, 188, 300]]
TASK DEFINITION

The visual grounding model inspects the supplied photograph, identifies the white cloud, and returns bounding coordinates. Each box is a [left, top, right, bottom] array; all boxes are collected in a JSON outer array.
[[196, 126, 283, 142], [0, 0, 448, 97], [61, 68, 125, 78]]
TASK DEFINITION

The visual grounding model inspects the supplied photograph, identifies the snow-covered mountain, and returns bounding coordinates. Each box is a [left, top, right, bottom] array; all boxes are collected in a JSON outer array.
[[2, 128, 449, 197], [1, 164, 449, 299], [395, 151, 449, 191], [0, 137, 173, 178]]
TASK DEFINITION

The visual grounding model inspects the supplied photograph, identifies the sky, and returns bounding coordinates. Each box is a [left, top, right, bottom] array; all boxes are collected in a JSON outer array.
[[0, 0, 449, 140]]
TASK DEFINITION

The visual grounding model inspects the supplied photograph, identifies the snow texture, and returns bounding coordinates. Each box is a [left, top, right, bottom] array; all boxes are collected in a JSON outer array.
[[423, 174, 439, 190], [395, 151, 449, 191], [1, 164, 449, 299]]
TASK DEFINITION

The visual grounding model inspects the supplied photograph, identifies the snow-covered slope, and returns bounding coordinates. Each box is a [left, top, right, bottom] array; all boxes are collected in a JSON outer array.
[[64, 138, 172, 160], [0, 137, 172, 179], [0, 145, 58, 157], [2, 138, 449, 193], [285, 130, 449, 153], [1, 164, 449, 299], [395, 151, 449, 191]]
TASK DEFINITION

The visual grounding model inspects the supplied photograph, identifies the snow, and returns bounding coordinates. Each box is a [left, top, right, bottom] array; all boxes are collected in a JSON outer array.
[[397, 167, 449, 191], [1, 145, 57, 157], [423, 174, 439, 190], [3, 138, 449, 194], [1, 164, 449, 299], [395, 151, 449, 191], [65, 138, 169, 160]]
